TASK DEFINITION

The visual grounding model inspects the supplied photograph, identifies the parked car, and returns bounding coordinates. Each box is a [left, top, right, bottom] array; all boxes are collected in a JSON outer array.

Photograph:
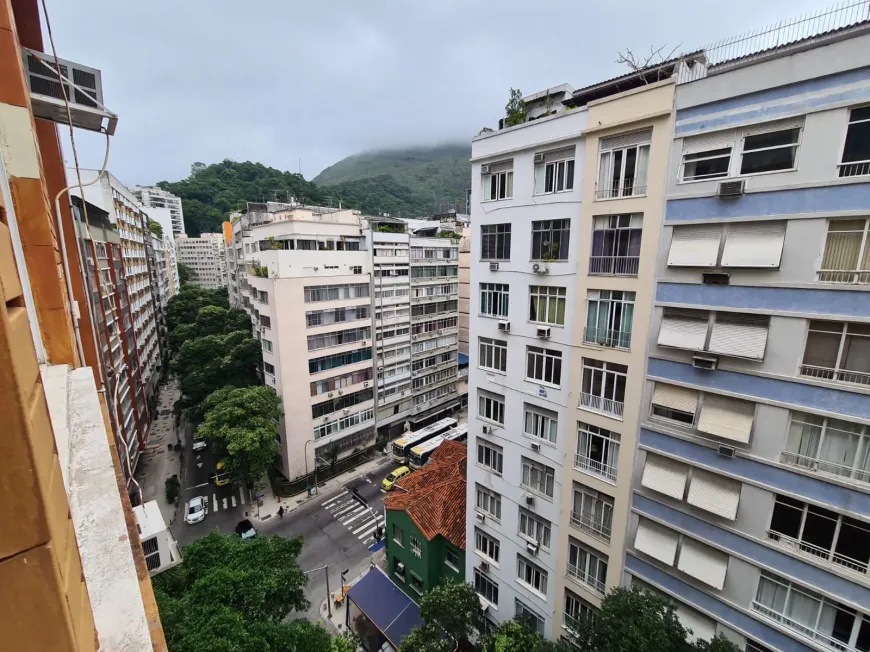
[[235, 519, 257, 540], [381, 466, 411, 492], [192, 439, 207, 452], [185, 496, 208, 524], [214, 461, 231, 487]]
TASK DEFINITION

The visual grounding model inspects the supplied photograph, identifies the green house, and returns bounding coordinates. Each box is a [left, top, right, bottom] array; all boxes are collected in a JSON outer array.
[[383, 440, 467, 600]]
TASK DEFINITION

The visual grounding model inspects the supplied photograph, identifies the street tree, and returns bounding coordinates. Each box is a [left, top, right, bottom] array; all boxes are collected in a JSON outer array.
[[166, 285, 228, 330], [177, 262, 193, 285], [170, 305, 252, 353], [196, 386, 282, 486], [400, 581, 484, 652], [479, 618, 566, 652]]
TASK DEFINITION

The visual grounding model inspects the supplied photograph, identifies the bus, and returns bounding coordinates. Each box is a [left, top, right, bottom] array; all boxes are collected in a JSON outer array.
[[390, 417, 457, 463], [408, 424, 468, 469]]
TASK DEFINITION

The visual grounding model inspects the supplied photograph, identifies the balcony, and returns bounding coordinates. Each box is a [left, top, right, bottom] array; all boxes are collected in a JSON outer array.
[[799, 364, 870, 387], [765, 530, 868, 579], [780, 450, 870, 486], [595, 182, 647, 200], [570, 509, 612, 543], [566, 563, 606, 597], [583, 327, 631, 350], [574, 453, 617, 483], [578, 392, 624, 420], [752, 601, 861, 652], [588, 255, 639, 276]]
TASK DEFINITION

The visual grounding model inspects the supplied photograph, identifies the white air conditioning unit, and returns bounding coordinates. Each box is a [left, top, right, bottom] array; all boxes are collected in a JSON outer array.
[[482, 426, 493, 435], [481, 164, 491, 175], [717, 179, 745, 197], [536, 326, 551, 339], [532, 263, 549, 274], [498, 320, 511, 332], [692, 353, 718, 370], [22, 48, 117, 134], [533, 152, 545, 163], [526, 541, 539, 555], [475, 511, 486, 523], [479, 561, 490, 572], [343, 408, 350, 414], [364, 381, 370, 387], [530, 442, 541, 452], [397, 562, 405, 572], [337, 390, 344, 395], [718, 444, 736, 458], [489, 262, 499, 272], [525, 495, 535, 507]]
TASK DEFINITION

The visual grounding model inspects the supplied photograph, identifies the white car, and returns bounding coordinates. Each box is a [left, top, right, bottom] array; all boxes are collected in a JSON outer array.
[[185, 496, 208, 524], [192, 439, 207, 452]]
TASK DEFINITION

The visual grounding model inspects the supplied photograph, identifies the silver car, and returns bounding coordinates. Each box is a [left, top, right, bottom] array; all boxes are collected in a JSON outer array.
[[185, 496, 208, 524]]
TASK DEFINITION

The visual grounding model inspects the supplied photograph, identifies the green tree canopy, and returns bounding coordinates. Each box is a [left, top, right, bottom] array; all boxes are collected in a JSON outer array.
[[170, 304, 252, 353], [167, 285, 229, 330], [479, 619, 564, 652], [400, 581, 484, 652], [197, 386, 282, 486], [177, 262, 193, 284]]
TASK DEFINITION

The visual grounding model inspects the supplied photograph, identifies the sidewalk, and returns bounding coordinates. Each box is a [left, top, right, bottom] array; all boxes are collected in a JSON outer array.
[[249, 451, 393, 524], [319, 548, 387, 635]]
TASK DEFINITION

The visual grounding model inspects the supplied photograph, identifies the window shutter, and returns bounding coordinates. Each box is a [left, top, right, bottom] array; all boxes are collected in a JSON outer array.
[[652, 383, 698, 414], [542, 146, 575, 163], [676, 605, 716, 644], [687, 469, 741, 520], [697, 394, 755, 443], [667, 226, 722, 267], [641, 454, 688, 499], [742, 118, 804, 137], [634, 518, 679, 565], [658, 312, 708, 351], [708, 316, 769, 360], [600, 128, 652, 151], [488, 160, 514, 174], [720, 222, 786, 268], [682, 130, 736, 155], [676, 537, 728, 589]]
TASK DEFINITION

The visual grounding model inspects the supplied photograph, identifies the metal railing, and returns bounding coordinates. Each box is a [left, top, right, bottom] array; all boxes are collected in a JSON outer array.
[[574, 453, 618, 483], [799, 363, 870, 386], [780, 450, 870, 484], [752, 600, 859, 652], [838, 160, 870, 178], [594, 182, 647, 200], [765, 530, 869, 577], [578, 392, 625, 419], [566, 563, 606, 597], [817, 269, 870, 284], [583, 327, 631, 350], [588, 255, 639, 276], [570, 510, 612, 543]]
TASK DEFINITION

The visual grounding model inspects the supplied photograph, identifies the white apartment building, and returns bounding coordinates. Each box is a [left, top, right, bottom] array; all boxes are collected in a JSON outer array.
[[226, 202, 463, 481], [175, 232, 228, 290], [132, 185, 185, 236]]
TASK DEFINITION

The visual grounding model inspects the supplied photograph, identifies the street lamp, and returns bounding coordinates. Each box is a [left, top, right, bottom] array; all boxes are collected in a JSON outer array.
[[304, 440, 325, 496]]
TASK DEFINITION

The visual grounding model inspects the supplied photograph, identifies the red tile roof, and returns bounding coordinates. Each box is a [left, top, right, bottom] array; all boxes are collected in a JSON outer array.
[[383, 439, 467, 549]]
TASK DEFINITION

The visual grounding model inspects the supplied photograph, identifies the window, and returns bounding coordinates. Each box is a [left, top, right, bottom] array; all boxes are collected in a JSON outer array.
[[478, 440, 504, 474], [524, 404, 557, 444], [410, 573, 424, 594], [445, 547, 460, 572], [740, 126, 801, 175], [522, 458, 555, 498], [313, 408, 374, 439], [263, 362, 275, 375], [585, 290, 634, 349], [531, 220, 570, 261], [142, 536, 161, 572], [257, 290, 269, 304], [481, 224, 512, 261], [801, 321, 870, 386], [475, 529, 500, 563], [567, 539, 608, 597], [576, 423, 620, 483], [311, 388, 373, 419], [480, 282, 509, 317], [306, 326, 371, 351], [840, 106, 870, 177], [304, 283, 370, 302], [526, 346, 562, 386], [479, 337, 507, 373], [589, 214, 642, 276], [651, 383, 697, 426], [262, 338, 273, 353], [596, 129, 651, 199], [579, 358, 627, 419], [515, 600, 545, 634], [564, 591, 595, 633], [393, 524, 404, 547], [476, 485, 502, 521], [308, 348, 372, 374], [534, 147, 575, 195], [474, 569, 499, 606], [519, 508, 551, 548], [393, 557, 405, 581], [410, 536, 421, 558], [482, 162, 513, 201], [784, 412, 870, 484], [259, 315, 271, 328], [818, 218, 870, 284], [529, 286, 566, 325], [682, 145, 732, 181], [478, 392, 505, 425], [306, 304, 370, 327], [517, 556, 548, 596], [571, 485, 614, 542]]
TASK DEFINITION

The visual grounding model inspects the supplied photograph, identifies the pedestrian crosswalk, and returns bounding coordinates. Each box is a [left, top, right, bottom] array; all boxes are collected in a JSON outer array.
[[321, 489, 385, 546], [208, 488, 247, 513]]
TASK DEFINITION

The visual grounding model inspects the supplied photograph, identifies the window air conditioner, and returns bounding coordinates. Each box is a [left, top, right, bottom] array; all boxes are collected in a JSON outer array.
[[702, 272, 730, 286], [482, 426, 493, 434], [481, 165, 491, 175], [479, 561, 490, 572], [718, 444, 736, 458], [532, 263, 549, 274], [475, 511, 486, 523], [530, 442, 541, 452], [717, 179, 745, 197], [364, 381, 370, 387], [526, 541, 539, 555], [692, 354, 718, 370], [337, 390, 343, 395], [525, 495, 535, 507], [533, 152, 545, 164], [489, 262, 499, 272], [397, 562, 405, 572], [536, 326, 551, 339], [498, 320, 511, 332]]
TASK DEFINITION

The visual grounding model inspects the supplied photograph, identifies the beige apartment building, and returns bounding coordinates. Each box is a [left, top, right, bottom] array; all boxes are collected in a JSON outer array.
[[176, 232, 228, 289]]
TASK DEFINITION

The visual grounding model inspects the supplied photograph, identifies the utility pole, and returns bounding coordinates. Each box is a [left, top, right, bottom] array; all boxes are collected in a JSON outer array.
[[304, 564, 332, 618]]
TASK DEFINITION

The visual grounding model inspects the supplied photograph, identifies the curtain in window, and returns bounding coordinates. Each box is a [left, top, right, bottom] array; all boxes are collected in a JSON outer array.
[[635, 145, 650, 191], [785, 590, 821, 633], [786, 415, 822, 460], [618, 302, 633, 347], [842, 333, 870, 375], [597, 153, 613, 196], [756, 576, 787, 613], [819, 421, 860, 475], [803, 331, 841, 369], [822, 221, 864, 271]]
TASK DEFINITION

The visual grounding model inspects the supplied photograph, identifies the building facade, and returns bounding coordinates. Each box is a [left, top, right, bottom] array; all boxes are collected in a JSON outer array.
[[175, 232, 228, 290], [626, 19, 870, 652], [132, 185, 186, 237]]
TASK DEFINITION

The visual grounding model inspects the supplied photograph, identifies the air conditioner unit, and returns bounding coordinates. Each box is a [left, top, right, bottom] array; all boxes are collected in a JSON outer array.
[[525, 495, 535, 507], [498, 320, 511, 332], [364, 381, 370, 387], [533, 152, 545, 163], [702, 272, 730, 286], [526, 541, 539, 555], [717, 179, 745, 197], [328, 392, 334, 398], [338, 390, 343, 395], [479, 561, 490, 572], [481, 164, 491, 175], [343, 408, 350, 414], [397, 562, 405, 572], [692, 353, 718, 370], [489, 262, 499, 272], [22, 48, 117, 135], [532, 263, 549, 274], [482, 426, 493, 434], [530, 442, 541, 452], [475, 511, 486, 523], [536, 326, 551, 339], [718, 444, 736, 458]]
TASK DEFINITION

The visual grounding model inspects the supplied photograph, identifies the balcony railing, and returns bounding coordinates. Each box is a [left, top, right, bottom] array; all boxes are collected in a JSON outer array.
[[780, 450, 870, 485], [566, 563, 606, 597], [838, 161, 870, 178], [752, 601, 858, 652], [570, 510, 612, 543], [765, 530, 869, 578], [578, 392, 624, 420], [583, 327, 631, 350], [574, 453, 618, 483], [817, 269, 870, 285], [594, 182, 647, 200], [588, 255, 639, 276], [799, 364, 870, 387]]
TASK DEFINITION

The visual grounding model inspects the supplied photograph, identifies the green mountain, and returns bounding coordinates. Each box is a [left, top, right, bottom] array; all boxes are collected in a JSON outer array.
[[160, 144, 471, 237]]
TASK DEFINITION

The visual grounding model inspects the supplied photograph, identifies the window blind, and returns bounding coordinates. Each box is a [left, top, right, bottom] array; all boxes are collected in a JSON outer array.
[[652, 383, 698, 415], [676, 605, 716, 643], [641, 454, 688, 499], [667, 226, 722, 267], [697, 394, 755, 443], [658, 311, 708, 351], [682, 130, 736, 155], [676, 537, 728, 589], [634, 518, 679, 565], [720, 222, 786, 268], [487, 160, 514, 174], [687, 468, 741, 520], [600, 128, 652, 151], [541, 146, 575, 163], [708, 315, 769, 360]]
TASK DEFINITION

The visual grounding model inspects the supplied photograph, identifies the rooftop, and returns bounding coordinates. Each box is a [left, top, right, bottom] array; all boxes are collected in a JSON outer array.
[[384, 439, 467, 549]]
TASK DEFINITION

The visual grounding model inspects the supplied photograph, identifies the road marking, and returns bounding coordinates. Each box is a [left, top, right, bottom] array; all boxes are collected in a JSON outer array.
[[333, 501, 362, 518], [355, 516, 385, 539], [352, 514, 383, 536], [231, 495, 237, 508], [222, 497, 228, 509], [321, 490, 348, 508], [341, 506, 370, 526], [239, 488, 246, 505], [190, 482, 210, 489], [212, 494, 218, 512]]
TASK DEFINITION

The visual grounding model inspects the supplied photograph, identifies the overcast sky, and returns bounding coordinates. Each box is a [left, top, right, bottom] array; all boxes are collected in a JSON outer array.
[[46, 0, 826, 187]]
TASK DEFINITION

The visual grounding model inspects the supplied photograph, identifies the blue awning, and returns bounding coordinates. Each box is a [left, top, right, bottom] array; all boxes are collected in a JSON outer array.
[[458, 352, 469, 368], [347, 568, 423, 648]]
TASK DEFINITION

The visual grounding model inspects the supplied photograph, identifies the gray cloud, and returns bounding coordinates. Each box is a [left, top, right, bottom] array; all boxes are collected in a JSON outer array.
[[46, 0, 824, 187]]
